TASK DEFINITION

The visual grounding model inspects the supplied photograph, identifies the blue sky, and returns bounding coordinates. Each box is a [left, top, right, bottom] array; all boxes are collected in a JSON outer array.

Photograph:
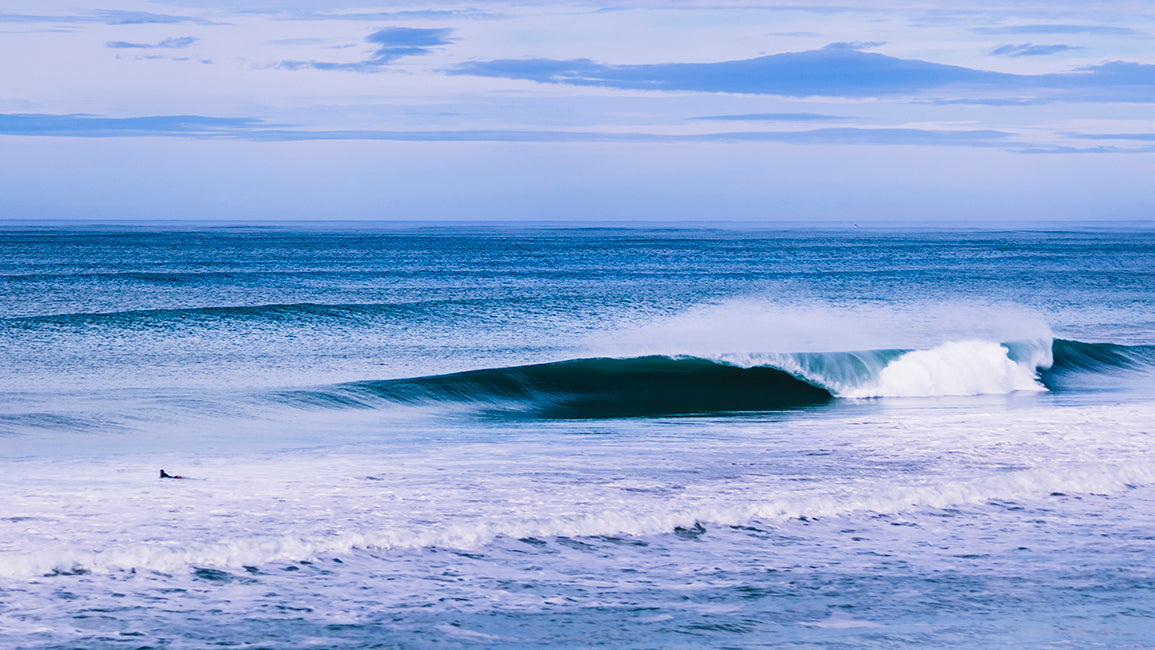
[[2, 1, 1154, 222]]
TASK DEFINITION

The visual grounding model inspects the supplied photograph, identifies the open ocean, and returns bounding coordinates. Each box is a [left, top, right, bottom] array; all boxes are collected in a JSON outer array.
[[2, 224, 1154, 648]]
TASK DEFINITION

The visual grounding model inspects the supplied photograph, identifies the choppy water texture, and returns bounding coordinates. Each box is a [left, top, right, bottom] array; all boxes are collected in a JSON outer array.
[[1, 225, 1154, 648]]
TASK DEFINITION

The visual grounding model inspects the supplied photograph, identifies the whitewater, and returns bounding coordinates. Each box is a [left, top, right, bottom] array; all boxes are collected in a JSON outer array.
[[1, 225, 1153, 647]]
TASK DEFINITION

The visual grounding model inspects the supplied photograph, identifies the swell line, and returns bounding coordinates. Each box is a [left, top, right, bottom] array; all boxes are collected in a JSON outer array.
[[1, 300, 498, 327]]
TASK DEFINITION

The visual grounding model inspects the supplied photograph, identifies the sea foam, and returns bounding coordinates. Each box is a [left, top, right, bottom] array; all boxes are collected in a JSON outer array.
[[842, 340, 1046, 398], [4, 400, 1154, 580]]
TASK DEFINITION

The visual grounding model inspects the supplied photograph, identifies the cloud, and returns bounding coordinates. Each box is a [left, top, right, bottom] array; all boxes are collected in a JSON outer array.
[[0, 10, 215, 25], [0, 113, 1011, 149], [691, 113, 845, 122], [285, 10, 496, 21], [19, 111, 1155, 153], [265, 37, 331, 46], [280, 26, 453, 71], [214, 126, 1018, 149], [1068, 132, 1155, 142], [152, 3, 494, 21], [226, 127, 1009, 147], [366, 27, 454, 63], [0, 114, 262, 137], [683, 128, 1010, 147], [91, 10, 212, 25], [452, 47, 1011, 97], [929, 97, 1052, 106], [106, 37, 199, 50], [454, 47, 1155, 103], [277, 60, 375, 72], [992, 43, 1081, 57], [1052, 61, 1155, 102], [975, 24, 1135, 36], [822, 41, 886, 51]]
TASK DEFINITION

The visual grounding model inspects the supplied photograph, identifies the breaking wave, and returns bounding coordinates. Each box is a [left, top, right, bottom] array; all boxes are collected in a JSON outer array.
[[276, 338, 1155, 418]]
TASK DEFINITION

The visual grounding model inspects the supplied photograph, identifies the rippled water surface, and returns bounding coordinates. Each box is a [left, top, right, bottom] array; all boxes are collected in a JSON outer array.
[[1, 225, 1153, 648]]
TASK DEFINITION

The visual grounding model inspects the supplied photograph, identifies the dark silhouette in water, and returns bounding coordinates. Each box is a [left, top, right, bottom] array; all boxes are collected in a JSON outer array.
[[159, 469, 185, 479]]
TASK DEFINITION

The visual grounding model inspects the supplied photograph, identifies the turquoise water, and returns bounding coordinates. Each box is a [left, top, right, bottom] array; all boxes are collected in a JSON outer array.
[[1, 225, 1154, 647]]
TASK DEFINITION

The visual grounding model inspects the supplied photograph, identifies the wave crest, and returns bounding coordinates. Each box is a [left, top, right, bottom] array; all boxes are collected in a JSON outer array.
[[842, 340, 1047, 398]]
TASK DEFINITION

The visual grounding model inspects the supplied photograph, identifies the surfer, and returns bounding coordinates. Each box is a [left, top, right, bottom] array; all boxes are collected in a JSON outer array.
[[159, 469, 186, 479]]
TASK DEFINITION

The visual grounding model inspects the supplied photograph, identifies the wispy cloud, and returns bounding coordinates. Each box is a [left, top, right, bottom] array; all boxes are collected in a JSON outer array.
[[975, 24, 1135, 35], [206, 126, 1018, 148], [822, 41, 886, 51], [691, 113, 845, 122], [279, 26, 454, 72], [453, 46, 1008, 97], [366, 27, 454, 62], [1061, 61, 1155, 102], [92, 10, 212, 25], [0, 10, 216, 25], [12, 112, 1155, 156], [454, 46, 1155, 102], [0, 114, 261, 137], [929, 97, 1052, 106], [0, 112, 1013, 149], [282, 9, 496, 21], [1068, 132, 1155, 141], [992, 43, 1081, 57], [106, 37, 199, 50], [683, 128, 1010, 147]]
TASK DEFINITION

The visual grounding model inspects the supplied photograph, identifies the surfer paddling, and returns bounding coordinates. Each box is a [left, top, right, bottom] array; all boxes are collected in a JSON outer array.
[[159, 469, 186, 479]]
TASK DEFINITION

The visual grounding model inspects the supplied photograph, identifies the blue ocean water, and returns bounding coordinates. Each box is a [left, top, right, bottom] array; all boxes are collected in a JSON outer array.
[[1, 224, 1154, 648]]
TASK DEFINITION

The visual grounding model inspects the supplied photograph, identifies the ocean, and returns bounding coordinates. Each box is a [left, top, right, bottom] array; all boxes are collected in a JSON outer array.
[[1, 224, 1154, 648]]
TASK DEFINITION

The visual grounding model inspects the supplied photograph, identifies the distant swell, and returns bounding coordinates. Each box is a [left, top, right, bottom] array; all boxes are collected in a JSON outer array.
[[285, 356, 834, 418], [3, 301, 477, 328]]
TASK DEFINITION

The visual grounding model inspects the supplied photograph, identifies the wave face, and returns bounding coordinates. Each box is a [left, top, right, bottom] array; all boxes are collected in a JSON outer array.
[[1039, 339, 1155, 391], [1047, 339, 1155, 375], [327, 356, 835, 418]]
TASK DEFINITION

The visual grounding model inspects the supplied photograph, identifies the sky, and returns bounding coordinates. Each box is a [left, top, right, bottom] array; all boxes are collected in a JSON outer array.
[[2, 0, 1155, 222]]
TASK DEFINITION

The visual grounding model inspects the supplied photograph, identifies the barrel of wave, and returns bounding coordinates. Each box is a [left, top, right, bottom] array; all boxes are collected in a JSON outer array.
[[842, 339, 1051, 399]]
